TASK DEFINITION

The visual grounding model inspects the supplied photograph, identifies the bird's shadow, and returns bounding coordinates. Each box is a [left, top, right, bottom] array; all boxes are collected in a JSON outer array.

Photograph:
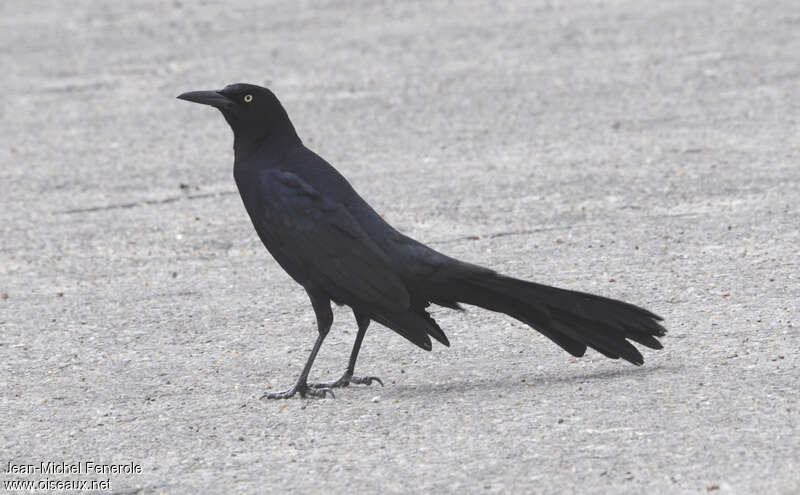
[[386, 363, 680, 399]]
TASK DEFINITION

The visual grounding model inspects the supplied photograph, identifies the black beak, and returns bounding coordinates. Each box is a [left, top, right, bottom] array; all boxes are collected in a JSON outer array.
[[176, 90, 234, 110]]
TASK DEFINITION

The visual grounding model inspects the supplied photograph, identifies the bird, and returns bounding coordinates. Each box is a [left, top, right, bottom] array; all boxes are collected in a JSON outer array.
[[177, 83, 666, 399]]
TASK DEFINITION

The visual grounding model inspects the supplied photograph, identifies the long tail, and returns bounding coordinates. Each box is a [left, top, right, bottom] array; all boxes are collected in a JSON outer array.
[[430, 267, 666, 365]]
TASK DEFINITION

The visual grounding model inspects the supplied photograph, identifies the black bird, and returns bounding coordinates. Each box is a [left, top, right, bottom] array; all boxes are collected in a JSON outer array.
[[177, 83, 666, 399]]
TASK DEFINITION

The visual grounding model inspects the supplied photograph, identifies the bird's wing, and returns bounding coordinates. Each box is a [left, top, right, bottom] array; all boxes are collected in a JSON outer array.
[[254, 169, 410, 311]]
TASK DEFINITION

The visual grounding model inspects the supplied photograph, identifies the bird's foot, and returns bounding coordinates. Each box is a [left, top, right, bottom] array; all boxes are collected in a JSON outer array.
[[260, 381, 334, 400], [308, 373, 383, 389], [350, 375, 383, 387]]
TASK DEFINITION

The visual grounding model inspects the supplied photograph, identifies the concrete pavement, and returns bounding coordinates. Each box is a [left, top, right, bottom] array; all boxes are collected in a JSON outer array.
[[1, 1, 798, 493]]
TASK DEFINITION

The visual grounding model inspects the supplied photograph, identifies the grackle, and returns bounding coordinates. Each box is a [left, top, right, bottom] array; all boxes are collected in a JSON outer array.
[[177, 83, 666, 399]]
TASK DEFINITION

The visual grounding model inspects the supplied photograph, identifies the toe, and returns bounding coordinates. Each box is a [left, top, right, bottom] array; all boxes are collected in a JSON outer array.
[[309, 387, 335, 399], [352, 375, 383, 387]]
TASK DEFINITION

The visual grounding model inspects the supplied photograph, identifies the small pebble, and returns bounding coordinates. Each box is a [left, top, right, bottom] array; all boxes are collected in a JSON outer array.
[[371, 396, 380, 403]]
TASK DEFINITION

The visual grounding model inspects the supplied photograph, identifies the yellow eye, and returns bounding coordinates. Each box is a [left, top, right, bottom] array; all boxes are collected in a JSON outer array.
[[243, 94, 253, 103]]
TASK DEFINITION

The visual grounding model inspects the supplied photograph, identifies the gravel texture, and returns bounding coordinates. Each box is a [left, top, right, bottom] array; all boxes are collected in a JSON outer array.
[[1, 1, 798, 493]]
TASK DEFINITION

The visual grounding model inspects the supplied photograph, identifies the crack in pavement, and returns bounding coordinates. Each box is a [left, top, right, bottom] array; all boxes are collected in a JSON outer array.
[[429, 212, 699, 245], [429, 225, 578, 245], [57, 191, 238, 214]]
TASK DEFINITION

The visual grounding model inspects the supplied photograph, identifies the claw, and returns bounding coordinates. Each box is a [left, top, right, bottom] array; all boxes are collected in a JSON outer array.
[[307, 378, 348, 389], [316, 387, 335, 399], [260, 383, 335, 400], [351, 375, 383, 387], [308, 373, 384, 389], [260, 389, 291, 400]]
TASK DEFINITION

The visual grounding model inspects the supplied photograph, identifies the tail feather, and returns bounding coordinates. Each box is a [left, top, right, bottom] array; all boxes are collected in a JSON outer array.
[[370, 307, 450, 351], [430, 270, 665, 365]]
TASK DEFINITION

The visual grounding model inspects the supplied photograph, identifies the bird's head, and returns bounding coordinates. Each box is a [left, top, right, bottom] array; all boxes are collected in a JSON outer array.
[[177, 83, 299, 157]]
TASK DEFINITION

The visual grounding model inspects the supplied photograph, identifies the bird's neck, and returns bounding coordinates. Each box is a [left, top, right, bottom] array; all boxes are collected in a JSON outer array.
[[233, 127, 302, 162]]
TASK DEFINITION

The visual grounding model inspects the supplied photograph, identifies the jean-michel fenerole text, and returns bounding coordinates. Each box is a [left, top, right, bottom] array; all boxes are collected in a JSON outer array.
[[4, 460, 142, 475]]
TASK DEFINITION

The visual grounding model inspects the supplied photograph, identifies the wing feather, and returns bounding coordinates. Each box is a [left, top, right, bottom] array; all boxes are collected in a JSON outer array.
[[255, 169, 410, 311]]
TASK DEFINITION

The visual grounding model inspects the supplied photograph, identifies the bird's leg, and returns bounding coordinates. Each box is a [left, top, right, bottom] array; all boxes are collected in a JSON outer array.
[[262, 289, 335, 399], [309, 310, 383, 389], [260, 330, 334, 399]]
